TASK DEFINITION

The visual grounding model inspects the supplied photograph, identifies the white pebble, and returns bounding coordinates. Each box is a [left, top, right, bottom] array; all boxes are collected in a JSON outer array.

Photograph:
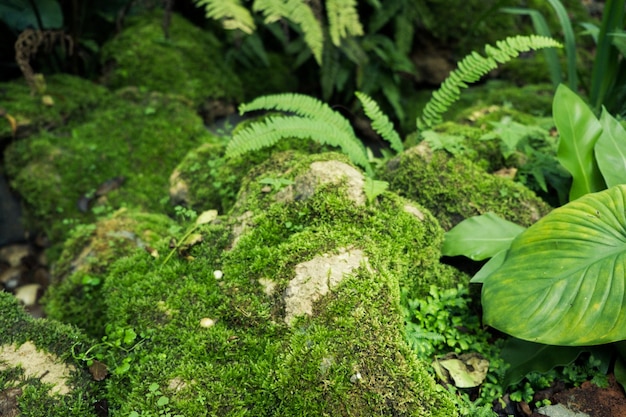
[[200, 318, 216, 328], [213, 270, 223, 280], [350, 372, 362, 383]]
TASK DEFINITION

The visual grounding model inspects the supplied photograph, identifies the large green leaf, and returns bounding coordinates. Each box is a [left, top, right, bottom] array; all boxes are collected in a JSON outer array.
[[500, 337, 586, 387], [554, 84, 605, 201], [595, 108, 626, 188], [482, 185, 626, 345], [442, 213, 526, 261], [470, 250, 507, 284], [0, 0, 63, 30]]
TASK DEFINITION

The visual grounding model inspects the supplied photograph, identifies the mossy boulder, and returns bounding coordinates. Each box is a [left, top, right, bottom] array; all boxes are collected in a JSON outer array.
[[46, 151, 460, 416], [0, 74, 108, 141], [0, 292, 101, 417], [42, 209, 177, 338], [168, 137, 330, 215], [100, 11, 243, 109], [381, 142, 552, 230], [3, 88, 220, 249]]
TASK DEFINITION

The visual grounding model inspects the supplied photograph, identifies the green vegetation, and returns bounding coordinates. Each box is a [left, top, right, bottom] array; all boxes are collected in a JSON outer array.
[[442, 82, 626, 396], [4, 87, 217, 250], [226, 92, 403, 176], [100, 11, 243, 106], [416, 35, 562, 130], [0, 293, 100, 417], [3, 1, 623, 415], [43, 151, 461, 416]]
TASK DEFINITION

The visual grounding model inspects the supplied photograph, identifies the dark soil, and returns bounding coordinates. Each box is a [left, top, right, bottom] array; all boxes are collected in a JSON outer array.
[[546, 375, 626, 417]]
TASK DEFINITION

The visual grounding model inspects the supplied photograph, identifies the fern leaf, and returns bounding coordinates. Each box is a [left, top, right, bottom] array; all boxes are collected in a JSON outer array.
[[253, 0, 324, 64], [368, 0, 404, 33], [226, 115, 373, 174], [326, 0, 364, 46], [355, 91, 403, 153], [417, 35, 562, 130], [239, 93, 356, 137], [194, 0, 256, 34]]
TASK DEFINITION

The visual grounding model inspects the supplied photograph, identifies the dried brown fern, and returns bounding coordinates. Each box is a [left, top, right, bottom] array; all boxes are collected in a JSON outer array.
[[14, 29, 74, 95]]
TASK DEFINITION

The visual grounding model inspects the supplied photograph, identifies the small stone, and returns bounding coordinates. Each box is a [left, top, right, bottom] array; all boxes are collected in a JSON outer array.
[[350, 372, 362, 383], [14, 284, 41, 306], [200, 318, 216, 328], [213, 270, 223, 280]]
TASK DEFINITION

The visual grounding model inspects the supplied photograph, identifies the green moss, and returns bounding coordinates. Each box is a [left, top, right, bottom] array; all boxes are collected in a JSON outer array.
[[0, 74, 108, 140], [447, 81, 555, 121], [0, 293, 100, 417], [42, 209, 177, 337], [54, 151, 460, 415], [100, 11, 243, 106], [381, 145, 552, 230], [274, 268, 457, 417], [171, 139, 334, 215], [4, 89, 216, 248]]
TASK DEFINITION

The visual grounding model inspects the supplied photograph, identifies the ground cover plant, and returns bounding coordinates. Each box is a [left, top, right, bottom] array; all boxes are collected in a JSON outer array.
[[443, 82, 626, 406]]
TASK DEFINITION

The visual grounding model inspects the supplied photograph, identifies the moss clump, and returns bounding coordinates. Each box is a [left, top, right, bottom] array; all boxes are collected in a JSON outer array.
[[42, 209, 177, 338], [381, 143, 552, 230], [0, 292, 100, 417], [4, 88, 217, 248], [0, 74, 108, 140], [54, 151, 459, 415], [445, 81, 555, 121], [170, 138, 333, 215], [100, 11, 243, 107]]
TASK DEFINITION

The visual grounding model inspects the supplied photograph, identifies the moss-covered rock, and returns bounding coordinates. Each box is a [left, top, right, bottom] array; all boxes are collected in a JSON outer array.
[[0, 292, 101, 417], [42, 208, 177, 338], [442, 81, 555, 123], [0, 74, 108, 141], [381, 142, 552, 230], [47, 151, 460, 416], [4, 88, 220, 249], [100, 11, 243, 108], [169, 137, 332, 215]]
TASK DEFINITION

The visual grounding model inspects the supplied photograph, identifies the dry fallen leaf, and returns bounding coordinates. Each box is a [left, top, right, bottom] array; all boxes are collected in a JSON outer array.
[[89, 360, 108, 381], [432, 353, 489, 388]]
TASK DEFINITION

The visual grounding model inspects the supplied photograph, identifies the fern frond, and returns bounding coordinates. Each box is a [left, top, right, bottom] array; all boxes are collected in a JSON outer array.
[[368, 0, 404, 33], [226, 115, 373, 174], [194, 0, 256, 34], [326, 0, 364, 46], [355, 91, 403, 153], [239, 93, 356, 137], [417, 35, 562, 130], [253, 0, 324, 64]]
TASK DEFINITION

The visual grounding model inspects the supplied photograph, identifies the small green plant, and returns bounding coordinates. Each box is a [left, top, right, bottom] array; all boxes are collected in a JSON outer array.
[[161, 210, 218, 267], [129, 383, 184, 417], [72, 325, 146, 376], [258, 177, 294, 191], [403, 284, 507, 412]]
